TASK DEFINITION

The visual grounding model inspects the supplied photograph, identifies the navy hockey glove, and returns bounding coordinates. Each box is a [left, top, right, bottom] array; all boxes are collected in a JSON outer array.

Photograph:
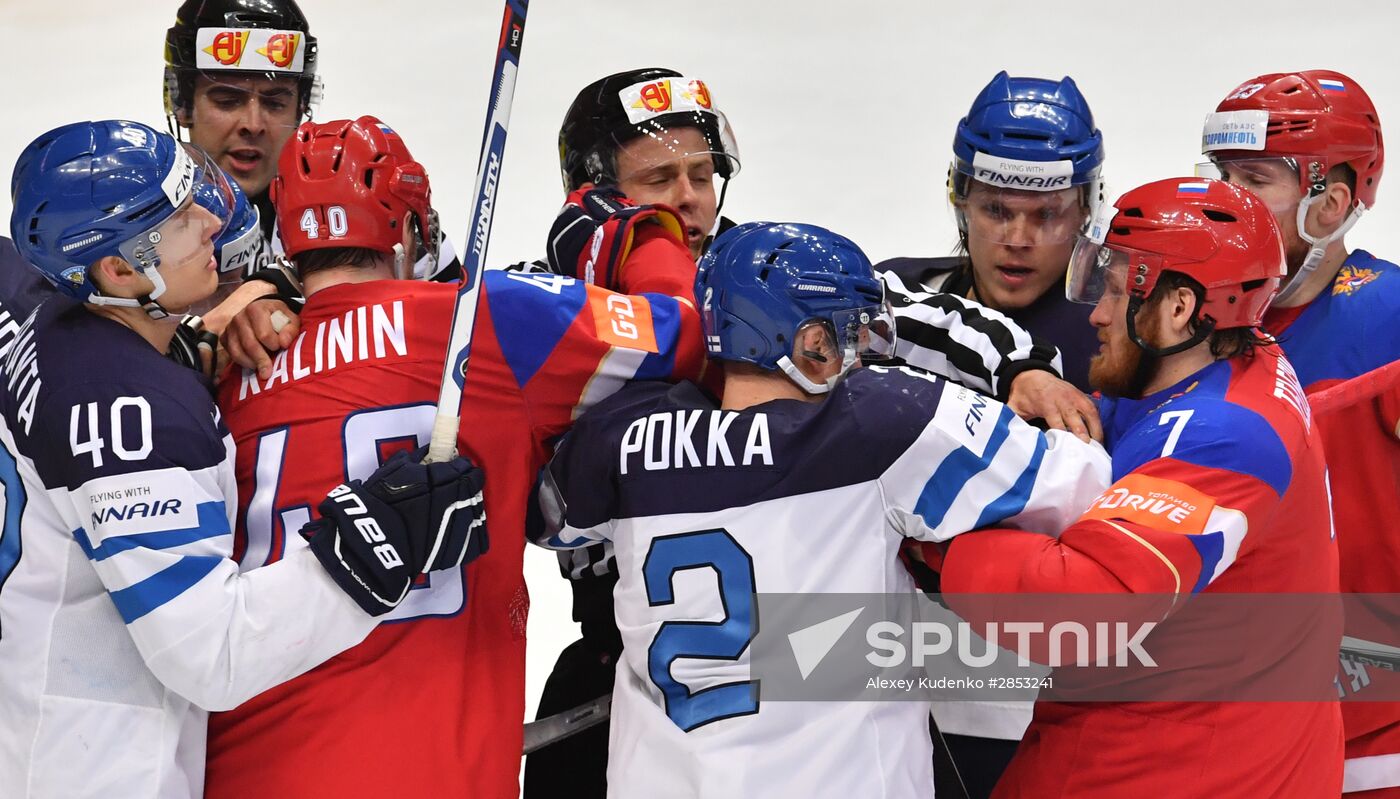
[[303, 448, 488, 616], [546, 186, 687, 291]]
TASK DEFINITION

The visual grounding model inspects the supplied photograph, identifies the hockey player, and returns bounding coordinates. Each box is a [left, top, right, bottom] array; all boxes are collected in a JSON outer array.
[[0, 120, 486, 798], [203, 115, 706, 798], [929, 177, 1342, 798], [163, 0, 456, 282], [163, 0, 317, 221], [529, 220, 1111, 798], [529, 67, 1102, 799], [1200, 69, 1400, 798], [874, 74, 1107, 796], [880, 72, 1106, 394]]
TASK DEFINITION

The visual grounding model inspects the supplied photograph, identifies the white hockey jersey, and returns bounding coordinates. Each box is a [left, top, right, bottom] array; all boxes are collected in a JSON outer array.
[[0, 299, 376, 798], [533, 366, 1111, 798]]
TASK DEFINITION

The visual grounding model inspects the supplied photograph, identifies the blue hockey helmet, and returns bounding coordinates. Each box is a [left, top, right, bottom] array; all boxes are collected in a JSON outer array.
[[196, 173, 269, 281], [948, 72, 1105, 246], [952, 71, 1104, 194], [9, 120, 234, 315], [695, 221, 895, 394]]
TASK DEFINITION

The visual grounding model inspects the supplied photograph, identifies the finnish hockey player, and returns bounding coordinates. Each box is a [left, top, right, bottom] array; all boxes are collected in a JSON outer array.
[[930, 178, 1343, 798], [531, 221, 1112, 798], [204, 116, 708, 799], [1201, 69, 1400, 798], [532, 70, 1104, 798], [0, 120, 486, 798]]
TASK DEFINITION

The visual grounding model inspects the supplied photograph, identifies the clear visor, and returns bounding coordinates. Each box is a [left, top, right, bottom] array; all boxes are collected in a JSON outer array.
[[118, 145, 233, 275], [609, 109, 742, 186], [805, 301, 898, 365], [1066, 236, 1134, 305], [955, 181, 1089, 247], [1195, 156, 1301, 214]]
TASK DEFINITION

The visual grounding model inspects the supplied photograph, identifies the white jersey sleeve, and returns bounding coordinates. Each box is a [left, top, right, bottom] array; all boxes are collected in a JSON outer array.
[[34, 379, 378, 711], [870, 367, 1111, 541]]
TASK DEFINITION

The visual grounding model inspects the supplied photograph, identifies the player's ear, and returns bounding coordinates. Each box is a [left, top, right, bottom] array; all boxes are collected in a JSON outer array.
[[793, 323, 837, 379], [1160, 286, 1200, 341], [88, 255, 143, 298]]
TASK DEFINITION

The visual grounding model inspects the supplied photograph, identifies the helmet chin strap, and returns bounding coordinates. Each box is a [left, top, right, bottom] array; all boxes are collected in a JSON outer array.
[[392, 243, 409, 280], [87, 266, 174, 320], [1273, 197, 1365, 307], [1125, 295, 1214, 358], [777, 343, 859, 396]]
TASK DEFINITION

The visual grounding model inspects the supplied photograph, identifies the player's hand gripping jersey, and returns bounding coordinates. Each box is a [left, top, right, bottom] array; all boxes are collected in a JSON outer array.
[[0, 299, 379, 798], [1263, 250, 1400, 792], [208, 270, 702, 798], [532, 366, 1110, 798], [939, 347, 1343, 799]]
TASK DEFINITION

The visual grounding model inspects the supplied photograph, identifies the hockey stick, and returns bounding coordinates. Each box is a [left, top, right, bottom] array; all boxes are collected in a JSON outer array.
[[426, 0, 529, 463], [522, 693, 612, 755], [1307, 358, 1400, 415]]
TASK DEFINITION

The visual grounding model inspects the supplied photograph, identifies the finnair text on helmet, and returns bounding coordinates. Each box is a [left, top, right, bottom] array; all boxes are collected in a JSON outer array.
[[970, 152, 1076, 192], [472, 151, 501, 258], [865, 620, 1158, 668]]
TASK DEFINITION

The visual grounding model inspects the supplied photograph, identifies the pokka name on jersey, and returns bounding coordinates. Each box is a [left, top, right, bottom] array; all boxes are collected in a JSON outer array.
[[620, 409, 774, 474], [1, 311, 42, 435], [238, 300, 408, 400]]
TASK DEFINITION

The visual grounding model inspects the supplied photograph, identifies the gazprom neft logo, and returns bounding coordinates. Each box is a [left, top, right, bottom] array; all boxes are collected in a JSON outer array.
[[1201, 110, 1269, 153], [971, 152, 1074, 191]]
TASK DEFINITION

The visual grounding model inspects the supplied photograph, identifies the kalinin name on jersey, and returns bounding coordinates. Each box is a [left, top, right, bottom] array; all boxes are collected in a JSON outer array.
[[619, 409, 774, 474], [238, 301, 408, 400]]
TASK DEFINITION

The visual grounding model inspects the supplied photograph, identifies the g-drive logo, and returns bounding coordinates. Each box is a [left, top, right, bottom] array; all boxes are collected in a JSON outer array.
[[971, 152, 1074, 191]]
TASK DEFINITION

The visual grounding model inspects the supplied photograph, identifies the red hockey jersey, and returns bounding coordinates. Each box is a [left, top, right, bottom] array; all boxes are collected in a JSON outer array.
[[205, 261, 702, 797], [941, 346, 1343, 799], [1265, 250, 1400, 795]]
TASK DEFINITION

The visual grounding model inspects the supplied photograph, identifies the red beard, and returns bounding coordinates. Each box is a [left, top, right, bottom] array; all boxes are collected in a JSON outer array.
[[1089, 312, 1160, 398]]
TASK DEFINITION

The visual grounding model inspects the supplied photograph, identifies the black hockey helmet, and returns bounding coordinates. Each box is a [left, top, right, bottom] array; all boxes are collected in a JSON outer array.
[[163, 0, 321, 127], [558, 67, 741, 192]]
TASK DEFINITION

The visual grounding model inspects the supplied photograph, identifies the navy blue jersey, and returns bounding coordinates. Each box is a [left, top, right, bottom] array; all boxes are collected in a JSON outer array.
[[0, 236, 56, 357], [530, 367, 1109, 797], [0, 297, 374, 797]]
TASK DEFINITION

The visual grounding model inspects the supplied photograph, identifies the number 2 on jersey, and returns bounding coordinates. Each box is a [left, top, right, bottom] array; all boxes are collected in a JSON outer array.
[[643, 529, 758, 732]]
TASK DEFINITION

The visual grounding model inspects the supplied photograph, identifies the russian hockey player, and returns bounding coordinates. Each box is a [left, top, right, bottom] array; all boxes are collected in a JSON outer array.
[[931, 178, 1342, 798], [204, 115, 707, 798], [1201, 69, 1400, 798]]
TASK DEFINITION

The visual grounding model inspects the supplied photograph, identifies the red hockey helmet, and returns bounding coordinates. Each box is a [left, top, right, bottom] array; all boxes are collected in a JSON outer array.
[[1204, 70, 1383, 209], [272, 116, 432, 266], [1068, 178, 1285, 347]]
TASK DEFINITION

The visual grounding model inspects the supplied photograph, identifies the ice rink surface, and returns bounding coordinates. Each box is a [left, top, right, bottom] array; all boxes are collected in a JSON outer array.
[[3, 0, 1398, 732]]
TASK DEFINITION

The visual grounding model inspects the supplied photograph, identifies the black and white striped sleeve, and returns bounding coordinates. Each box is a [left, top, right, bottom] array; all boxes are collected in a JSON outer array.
[[880, 270, 1064, 401]]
